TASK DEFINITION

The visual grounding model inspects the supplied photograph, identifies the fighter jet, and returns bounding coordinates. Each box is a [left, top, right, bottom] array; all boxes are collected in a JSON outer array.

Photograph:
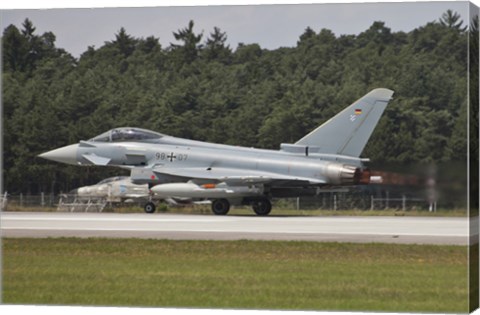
[[39, 88, 394, 215]]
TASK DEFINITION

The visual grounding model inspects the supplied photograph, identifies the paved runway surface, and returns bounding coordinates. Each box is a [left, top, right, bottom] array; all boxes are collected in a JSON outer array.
[[1, 212, 474, 245]]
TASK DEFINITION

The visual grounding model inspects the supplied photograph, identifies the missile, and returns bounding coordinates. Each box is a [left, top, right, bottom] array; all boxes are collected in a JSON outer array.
[[150, 182, 263, 198]]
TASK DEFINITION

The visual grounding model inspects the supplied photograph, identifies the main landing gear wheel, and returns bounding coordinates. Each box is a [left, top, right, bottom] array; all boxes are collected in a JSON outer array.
[[211, 199, 230, 215], [144, 202, 156, 214], [252, 199, 272, 216]]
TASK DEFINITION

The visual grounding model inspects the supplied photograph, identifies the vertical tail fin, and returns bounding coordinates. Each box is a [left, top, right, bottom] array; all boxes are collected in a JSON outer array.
[[295, 88, 394, 157]]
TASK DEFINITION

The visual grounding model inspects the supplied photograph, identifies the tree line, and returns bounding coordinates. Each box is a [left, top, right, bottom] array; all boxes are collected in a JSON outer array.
[[2, 10, 477, 194]]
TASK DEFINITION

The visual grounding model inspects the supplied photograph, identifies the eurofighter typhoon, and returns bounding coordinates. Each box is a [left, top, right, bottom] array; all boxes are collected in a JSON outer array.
[[39, 88, 394, 215]]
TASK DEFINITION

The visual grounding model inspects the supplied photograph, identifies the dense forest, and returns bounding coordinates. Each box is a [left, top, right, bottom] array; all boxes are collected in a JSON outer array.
[[2, 10, 478, 194]]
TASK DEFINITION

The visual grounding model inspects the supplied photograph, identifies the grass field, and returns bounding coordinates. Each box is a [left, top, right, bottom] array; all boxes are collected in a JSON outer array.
[[2, 238, 469, 313], [6, 203, 467, 217], [112, 205, 468, 217]]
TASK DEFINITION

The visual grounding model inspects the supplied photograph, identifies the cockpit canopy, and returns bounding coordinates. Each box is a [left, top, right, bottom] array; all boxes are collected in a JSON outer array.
[[89, 127, 164, 142]]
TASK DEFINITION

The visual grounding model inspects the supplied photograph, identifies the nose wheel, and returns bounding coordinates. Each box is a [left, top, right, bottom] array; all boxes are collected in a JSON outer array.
[[144, 202, 156, 214]]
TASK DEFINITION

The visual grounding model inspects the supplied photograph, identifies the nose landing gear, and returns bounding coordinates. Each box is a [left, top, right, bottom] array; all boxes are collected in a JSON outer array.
[[144, 202, 156, 213]]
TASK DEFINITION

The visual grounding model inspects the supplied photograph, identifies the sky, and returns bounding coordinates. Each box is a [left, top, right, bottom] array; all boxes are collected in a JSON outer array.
[[0, 0, 475, 58]]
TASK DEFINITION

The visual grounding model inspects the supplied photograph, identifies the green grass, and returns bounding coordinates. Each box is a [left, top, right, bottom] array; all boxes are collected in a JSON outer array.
[[6, 202, 467, 216], [125, 206, 467, 217], [2, 238, 469, 313], [104, 204, 467, 216]]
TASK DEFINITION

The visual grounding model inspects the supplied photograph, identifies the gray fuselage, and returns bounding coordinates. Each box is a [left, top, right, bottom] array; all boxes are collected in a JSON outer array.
[[76, 136, 366, 187]]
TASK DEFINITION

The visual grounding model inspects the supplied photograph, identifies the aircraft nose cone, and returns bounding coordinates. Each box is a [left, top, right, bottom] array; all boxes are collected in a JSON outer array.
[[38, 144, 79, 165]]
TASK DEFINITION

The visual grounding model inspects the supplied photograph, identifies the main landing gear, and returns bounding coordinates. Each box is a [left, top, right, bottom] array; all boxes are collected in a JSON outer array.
[[251, 198, 272, 216], [211, 198, 231, 215], [210, 197, 272, 216]]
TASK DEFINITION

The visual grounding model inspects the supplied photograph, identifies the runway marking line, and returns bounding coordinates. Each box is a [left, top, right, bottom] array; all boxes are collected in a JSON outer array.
[[1, 226, 467, 237], [1, 216, 469, 224], [2, 217, 231, 223]]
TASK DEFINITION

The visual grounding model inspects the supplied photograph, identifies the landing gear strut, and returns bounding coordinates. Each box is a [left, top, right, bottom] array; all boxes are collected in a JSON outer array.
[[251, 198, 272, 216], [211, 199, 230, 215], [144, 202, 156, 214]]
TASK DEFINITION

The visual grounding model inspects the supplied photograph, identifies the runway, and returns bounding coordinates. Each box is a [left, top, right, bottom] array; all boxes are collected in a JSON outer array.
[[1, 212, 474, 245]]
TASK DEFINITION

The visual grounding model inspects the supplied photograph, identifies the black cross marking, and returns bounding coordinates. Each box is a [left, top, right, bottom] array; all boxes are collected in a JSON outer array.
[[167, 152, 176, 162]]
